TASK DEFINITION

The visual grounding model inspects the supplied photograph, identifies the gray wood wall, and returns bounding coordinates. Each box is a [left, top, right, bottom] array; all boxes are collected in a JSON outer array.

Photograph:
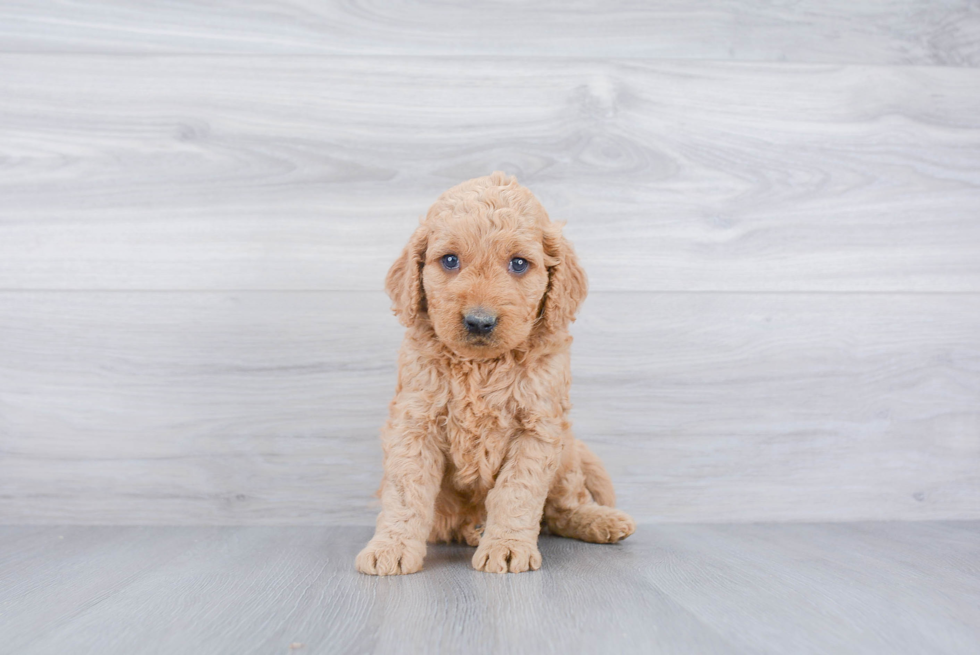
[[1, 1, 978, 525]]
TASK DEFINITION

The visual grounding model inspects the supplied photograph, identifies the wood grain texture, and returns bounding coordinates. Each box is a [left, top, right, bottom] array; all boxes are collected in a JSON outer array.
[[0, 1, 978, 65], [2, 56, 980, 292], [1, 291, 976, 525], [3, 3, 979, 533], [1, 523, 978, 654]]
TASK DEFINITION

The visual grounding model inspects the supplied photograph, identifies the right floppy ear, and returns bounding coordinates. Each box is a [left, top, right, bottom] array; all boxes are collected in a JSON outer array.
[[384, 223, 429, 327], [539, 224, 588, 334]]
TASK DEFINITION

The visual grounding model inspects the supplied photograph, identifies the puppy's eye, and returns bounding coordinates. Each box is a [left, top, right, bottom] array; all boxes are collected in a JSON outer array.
[[509, 257, 529, 274], [441, 254, 460, 270]]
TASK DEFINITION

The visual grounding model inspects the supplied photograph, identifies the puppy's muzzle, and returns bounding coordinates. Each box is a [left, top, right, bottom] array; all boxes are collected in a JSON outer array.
[[463, 308, 497, 337]]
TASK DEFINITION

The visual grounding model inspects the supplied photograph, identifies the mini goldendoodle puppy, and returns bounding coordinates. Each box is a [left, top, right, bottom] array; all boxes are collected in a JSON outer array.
[[356, 172, 635, 575]]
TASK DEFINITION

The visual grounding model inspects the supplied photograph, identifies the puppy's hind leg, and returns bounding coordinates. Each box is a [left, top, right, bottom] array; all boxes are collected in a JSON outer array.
[[544, 440, 635, 544], [429, 483, 485, 546], [576, 439, 616, 507]]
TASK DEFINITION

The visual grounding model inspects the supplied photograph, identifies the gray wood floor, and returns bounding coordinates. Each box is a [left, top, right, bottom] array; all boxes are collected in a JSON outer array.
[[1, 522, 978, 654]]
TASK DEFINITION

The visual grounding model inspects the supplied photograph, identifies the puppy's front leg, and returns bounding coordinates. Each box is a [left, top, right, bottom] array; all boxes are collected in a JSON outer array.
[[473, 428, 561, 573], [356, 422, 443, 576]]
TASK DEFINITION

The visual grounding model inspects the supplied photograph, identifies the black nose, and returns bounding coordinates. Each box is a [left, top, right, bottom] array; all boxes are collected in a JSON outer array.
[[463, 309, 497, 336]]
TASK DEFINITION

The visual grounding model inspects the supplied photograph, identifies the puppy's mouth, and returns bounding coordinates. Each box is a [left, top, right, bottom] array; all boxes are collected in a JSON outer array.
[[462, 334, 495, 347]]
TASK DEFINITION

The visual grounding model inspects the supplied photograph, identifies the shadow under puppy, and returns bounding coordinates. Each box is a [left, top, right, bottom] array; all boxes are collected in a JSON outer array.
[[357, 172, 635, 575]]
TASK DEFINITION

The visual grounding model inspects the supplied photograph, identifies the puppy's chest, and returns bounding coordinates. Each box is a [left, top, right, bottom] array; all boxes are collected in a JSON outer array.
[[438, 372, 523, 492]]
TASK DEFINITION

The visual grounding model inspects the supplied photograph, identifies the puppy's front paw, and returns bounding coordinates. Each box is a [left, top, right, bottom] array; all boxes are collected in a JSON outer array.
[[472, 537, 541, 573], [356, 538, 425, 576]]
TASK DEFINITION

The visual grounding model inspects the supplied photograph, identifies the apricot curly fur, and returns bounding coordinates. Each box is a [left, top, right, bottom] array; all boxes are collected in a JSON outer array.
[[356, 172, 635, 575]]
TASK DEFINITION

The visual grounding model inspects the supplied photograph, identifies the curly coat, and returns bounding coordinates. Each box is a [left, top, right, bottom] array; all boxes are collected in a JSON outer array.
[[356, 172, 635, 575]]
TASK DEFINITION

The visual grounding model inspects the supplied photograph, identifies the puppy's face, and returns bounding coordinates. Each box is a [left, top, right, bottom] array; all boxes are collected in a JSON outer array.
[[422, 215, 550, 359], [385, 173, 587, 360]]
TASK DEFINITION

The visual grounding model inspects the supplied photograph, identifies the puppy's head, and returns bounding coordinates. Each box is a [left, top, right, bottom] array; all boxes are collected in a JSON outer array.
[[385, 172, 587, 359]]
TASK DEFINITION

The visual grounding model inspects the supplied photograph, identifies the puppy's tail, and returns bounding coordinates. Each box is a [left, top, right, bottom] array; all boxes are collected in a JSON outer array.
[[576, 440, 616, 507]]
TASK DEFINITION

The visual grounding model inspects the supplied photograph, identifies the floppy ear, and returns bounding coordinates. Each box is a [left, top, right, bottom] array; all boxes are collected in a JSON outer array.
[[540, 227, 588, 333], [385, 224, 429, 327]]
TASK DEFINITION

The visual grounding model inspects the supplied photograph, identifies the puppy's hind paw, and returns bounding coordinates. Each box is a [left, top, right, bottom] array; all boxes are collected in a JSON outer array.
[[576, 506, 636, 543], [587, 507, 636, 543], [548, 505, 636, 544], [356, 538, 425, 576]]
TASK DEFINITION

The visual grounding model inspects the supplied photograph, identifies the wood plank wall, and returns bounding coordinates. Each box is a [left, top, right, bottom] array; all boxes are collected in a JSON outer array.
[[1, 1, 978, 524]]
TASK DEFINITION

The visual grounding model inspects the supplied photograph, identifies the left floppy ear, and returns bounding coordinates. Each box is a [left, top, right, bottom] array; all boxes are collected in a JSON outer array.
[[540, 225, 588, 333], [384, 223, 429, 327]]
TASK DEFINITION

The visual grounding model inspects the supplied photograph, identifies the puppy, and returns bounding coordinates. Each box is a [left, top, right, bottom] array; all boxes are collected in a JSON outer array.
[[356, 172, 635, 575]]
